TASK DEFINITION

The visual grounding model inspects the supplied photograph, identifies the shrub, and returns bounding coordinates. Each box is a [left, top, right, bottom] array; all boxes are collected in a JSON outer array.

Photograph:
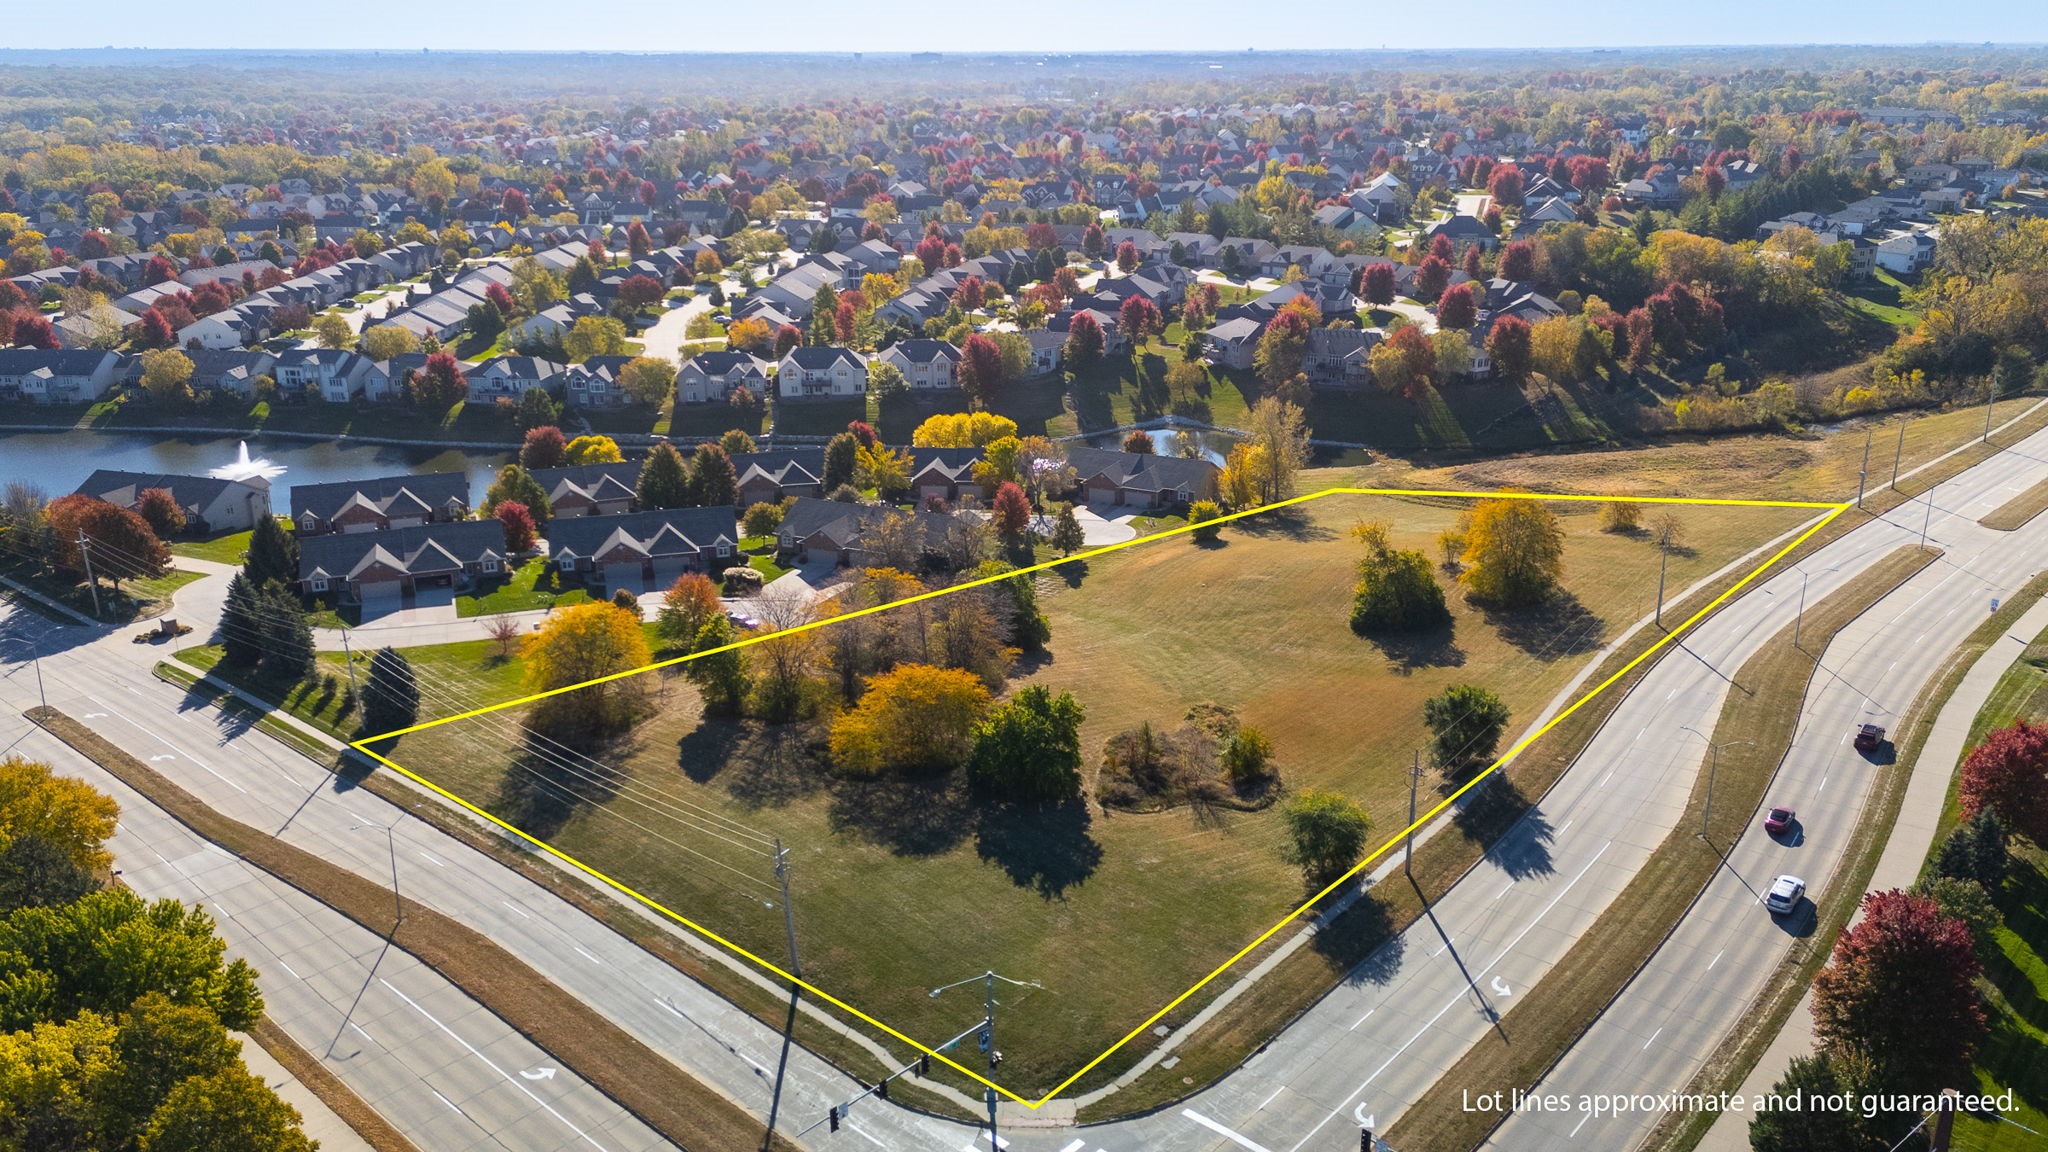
[[1280, 789, 1371, 886], [1221, 725, 1274, 784], [1188, 500, 1223, 543], [1600, 501, 1643, 533]]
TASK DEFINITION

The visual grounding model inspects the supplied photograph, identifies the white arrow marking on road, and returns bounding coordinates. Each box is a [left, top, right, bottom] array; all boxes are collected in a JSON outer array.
[[1490, 976, 1514, 997], [1354, 1103, 1377, 1129], [149, 754, 175, 761], [519, 1066, 557, 1080], [83, 712, 107, 719]]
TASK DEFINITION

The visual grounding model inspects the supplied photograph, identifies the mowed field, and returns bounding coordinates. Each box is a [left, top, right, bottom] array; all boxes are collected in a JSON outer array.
[[373, 490, 1816, 1096]]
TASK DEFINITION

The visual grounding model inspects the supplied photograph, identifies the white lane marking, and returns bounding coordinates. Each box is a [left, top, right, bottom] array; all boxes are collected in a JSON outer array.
[[1557, 819, 1572, 835], [1258, 1087, 1285, 1110], [276, 959, 301, 980], [418, 850, 445, 867], [977, 1131, 1010, 1149], [1431, 936, 1454, 957], [1286, 841, 1613, 1152], [1058, 1142, 1085, 1152], [1495, 881, 1514, 901], [501, 900, 531, 919], [1184, 1109, 1272, 1152], [1349, 1008, 1375, 1031], [572, 946, 604, 965], [1706, 950, 1723, 971], [89, 696, 246, 793], [351, 1022, 374, 1042], [432, 1089, 461, 1113], [844, 1120, 887, 1147], [1570, 1110, 1593, 1138], [380, 978, 610, 1152], [1600, 770, 1614, 787], [1642, 1027, 1662, 1050]]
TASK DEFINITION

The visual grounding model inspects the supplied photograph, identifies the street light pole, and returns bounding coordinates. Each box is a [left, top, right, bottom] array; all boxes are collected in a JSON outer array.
[[1655, 531, 1669, 628], [1890, 418, 1907, 490], [1984, 366, 2000, 443], [353, 821, 401, 930], [6, 635, 46, 708], [929, 970, 1041, 1152], [1921, 490, 1936, 549], [1856, 425, 1872, 508], [1405, 750, 1421, 880], [1681, 726, 1754, 842]]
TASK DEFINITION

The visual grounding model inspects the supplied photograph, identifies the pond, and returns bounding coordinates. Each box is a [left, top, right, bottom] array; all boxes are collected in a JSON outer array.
[[1081, 424, 1234, 464], [0, 429, 514, 502]]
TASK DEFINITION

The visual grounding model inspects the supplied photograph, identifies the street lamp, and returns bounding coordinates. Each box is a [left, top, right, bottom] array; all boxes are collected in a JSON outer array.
[[1680, 726, 1754, 842], [1793, 564, 1844, 651], [3, 634, 47, 709], [350, 820, 402, 930], [929, 971, 1041, 1150]]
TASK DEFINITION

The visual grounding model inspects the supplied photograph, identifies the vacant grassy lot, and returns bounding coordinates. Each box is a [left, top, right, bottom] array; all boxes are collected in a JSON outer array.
[[371, 491, 1812, 1096]]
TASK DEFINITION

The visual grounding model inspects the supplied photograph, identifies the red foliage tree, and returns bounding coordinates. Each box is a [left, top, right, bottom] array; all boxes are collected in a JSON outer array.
[[42, 494, 169, 591], [1117, 295, 1161, 345], [915, 234, 946, 270], [1486, 164, 1526, 208], [137, 307, 177, 349], [991, 482, 1032, 540], [1811, 889, 1986, 1091], [486, 282, 518, 317], [0, 282, 25, 313], [77, 231, 111, 260], [1082, 222, 1106, 257], [1362, 262, 1397, 305], [1486, 315, 1533, 383], [142, 254, 177, 286], [773, 324, 804, 358], [521, 425, 568, 470], [1623, 308, 1657, 371], [1429, 233, 1456, 264], [11, 312, 58, 349], [502, 188, 528, 219], [1122, 429, 1156, 454], [410, 351, 468, 410], [1959, 720, 2048, 845], [1499, 241, 1536, 283], [1415, 255, 1452, 304], [1024, 222, 1059, 252], [495, 501, 539, 553], [1063, 310, 1105, 368], [955, 276, 988, 311], [617, 274, 664, 312], [959, 333, 1007, 401], [846, 420, 877, 448], [626, 221, 653, 258], [1462, 245, 1484, 279], [1435, 283, 1478, 330], [833, 299, 859, 344], [1115, 241, 1139, 274]]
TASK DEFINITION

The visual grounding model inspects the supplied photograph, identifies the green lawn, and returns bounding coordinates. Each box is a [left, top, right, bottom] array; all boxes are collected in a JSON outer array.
[[745, 552, 791, 582], [368, 493, 1814, 1098], [457, 556, 593, 617], [0, 556, 202, 624], [1932, 622, 2048, 1150], [169, 530, 252, 566]]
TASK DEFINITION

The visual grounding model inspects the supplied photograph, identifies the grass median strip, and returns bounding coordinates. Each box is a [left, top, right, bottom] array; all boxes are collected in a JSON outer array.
[[1386, 544, 1938, 1152], [25, 705, 795, 1152], [1979, 475, 2048, 531]]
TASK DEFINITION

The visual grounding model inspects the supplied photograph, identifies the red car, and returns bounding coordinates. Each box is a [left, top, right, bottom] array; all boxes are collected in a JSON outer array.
[[1764, 806, 1796, 836], [1853, 724, 1886, 753]]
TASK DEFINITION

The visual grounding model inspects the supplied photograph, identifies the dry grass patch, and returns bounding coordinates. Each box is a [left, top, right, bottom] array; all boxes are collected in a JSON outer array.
[[1979, 474, 2048, 531]]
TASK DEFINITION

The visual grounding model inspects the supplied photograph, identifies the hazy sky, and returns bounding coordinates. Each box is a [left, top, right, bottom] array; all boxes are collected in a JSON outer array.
[[11, 2, 2048, 53]]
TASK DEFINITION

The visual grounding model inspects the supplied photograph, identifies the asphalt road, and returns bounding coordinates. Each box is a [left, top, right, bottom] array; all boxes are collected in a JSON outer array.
[[1485, 439, 2048, 1151], [5, 416, 2045, 1152]]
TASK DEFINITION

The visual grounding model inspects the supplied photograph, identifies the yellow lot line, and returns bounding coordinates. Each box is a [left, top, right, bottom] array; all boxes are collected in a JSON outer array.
[[349, 487, 1848, 1108]]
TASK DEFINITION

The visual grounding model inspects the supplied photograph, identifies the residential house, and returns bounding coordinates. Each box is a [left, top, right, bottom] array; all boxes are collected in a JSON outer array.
[[878, 339, 962, 391], [531, 462, 641, 519], [0, 349, 122, 404], [1876, 232, 1938, 276], [777, 346, 869, 400], [1064, 447, 1219, 509], [774, 497, 965, 567], [1204, 316, 1264, 370], [297, 521, 509, 609], [733, 449, 827, 506], [466, 356, 565, 404], [288, 472, 472, 536], [72, 469, 271, 534], [547, 506, 739, 592], [908, 448, 983, 504], [677, 351, 773, 404], [1304, 327, 1379, 388]]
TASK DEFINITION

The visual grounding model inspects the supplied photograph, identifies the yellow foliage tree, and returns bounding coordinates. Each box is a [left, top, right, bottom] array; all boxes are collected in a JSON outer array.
[[910, 411, 1018, 448], [828, 664, 991, 776], [1458, 497, 1566, 607], [564, 434, 624, 465], [522, 601, 654, 736], [0, 755, 120, 873], [1218, 442, 1272, 509]]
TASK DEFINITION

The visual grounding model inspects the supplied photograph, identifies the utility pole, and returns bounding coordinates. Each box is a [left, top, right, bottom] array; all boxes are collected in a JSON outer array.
[[1405, 750, 1421, 880], [1889, 418, 1906, 490], [764, 840, 802, 1150], [339, 627, 360, 701], [1682, 727, 1753, 841], [1855, 425, 1872, 508], [1794, 571, 1807, 651], [1984, 366, 1999, 443], [75, 532, 101, 618], [1921, 489, 1935, 549], [1655, 529, 1669, 628]]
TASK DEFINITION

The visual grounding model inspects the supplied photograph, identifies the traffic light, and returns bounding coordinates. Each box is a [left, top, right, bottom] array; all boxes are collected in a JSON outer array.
[[828, 1106, 839, 1133], [877, 1078, 890, 1101], [1360, 1128, 1372, 1151], [917, 1054, 931, 1077]]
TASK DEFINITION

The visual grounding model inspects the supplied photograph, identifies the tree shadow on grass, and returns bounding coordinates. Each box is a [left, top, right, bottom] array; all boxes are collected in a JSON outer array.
[[490, 726, 628, 842], [1231, 507, 1338, 542], [826, 773, 974, 857], [1447, 773, 1556, 881], [974, 797, 1103, 899], [1309, 888, 1407, 988], [1363, 624, 1466, 673], [705, 721, 828, 811], [1475, 588, 1607, 660], [1051, 557, 1089, 589]]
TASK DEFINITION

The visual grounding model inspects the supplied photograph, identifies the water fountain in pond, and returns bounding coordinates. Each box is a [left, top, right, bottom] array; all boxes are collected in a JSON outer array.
[[209, 441, 287, 482]]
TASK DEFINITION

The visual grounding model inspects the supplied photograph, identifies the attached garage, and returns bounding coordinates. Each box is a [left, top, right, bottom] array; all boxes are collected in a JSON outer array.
[[651, 556, 690, 590], [602, 561, 645, 594], [357, 579, 404, 614]]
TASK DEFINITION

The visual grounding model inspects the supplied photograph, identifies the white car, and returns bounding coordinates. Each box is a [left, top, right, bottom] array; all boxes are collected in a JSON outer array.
[[1764, 874, 1806, 916]]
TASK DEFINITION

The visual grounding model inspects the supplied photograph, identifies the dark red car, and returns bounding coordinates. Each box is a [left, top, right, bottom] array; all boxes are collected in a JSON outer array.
[[1764, 806, 1796, 836], [1853, 724, 1886, 753]]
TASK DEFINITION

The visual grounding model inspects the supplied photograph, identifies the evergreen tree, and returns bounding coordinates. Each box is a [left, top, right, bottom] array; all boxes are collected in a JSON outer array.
[[822, 432, 859, 492], [688, 443, 738, 507], [257, 582, 315, 687], [242, 516, 298, 589], [1933, 809, 2009, 890], [217, 573, 264, 667], [362, 648, 420, 736], [515, 386, 559, 431], [1051, 506, 1086, 555], [636, 442, 691, 510]]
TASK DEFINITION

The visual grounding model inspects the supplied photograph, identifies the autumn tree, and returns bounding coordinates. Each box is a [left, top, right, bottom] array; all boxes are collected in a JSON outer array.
[[1435, 282, 1477, 330], [482, 464, 551, 525], [1958, 719, 2048, 844], [1361, 262, 1397, 305], [617, 357, 676, 406], [1811, 889, 1986, 1093], [1423, 683, 1511, 771], [990, 482, 1032, 541], [1368, 325, 1437, 399], [1281, 789, 1372, 887], [965, 686, 1086, 801], [1499, 241, 1537, 283], [1254, 308, 1311, 389], [563, 316, 629, 362], [135, 488, 187, 540], [313, 312, 353, 349], [1063, 311, 1105, 370], [140, 1064, 316, 1152], [655, 573, 723, 651], [1415, 254, 1451, 303], [0, 755, 119, 875], [1459, 497, 1565, 607], [520, 425, 568, 469], [959, 332, 1007, 403], [829, 664, 991, 776], [522, 601, 654, 738], [140, 349, 195, 405], [359, 324, 419, 362], [1350, 520, 1449, 633], [1115, 241, 1139, 273], [1246, 396, 1309, 504], [44, 494, 169, 594], [564, 434, 624, 465], [408, 351, 467, 410], [495, 501, 538, 553], [1485, 315, 1533, 383]]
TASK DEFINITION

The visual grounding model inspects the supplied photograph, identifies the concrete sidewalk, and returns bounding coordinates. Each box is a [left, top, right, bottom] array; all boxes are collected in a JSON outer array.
[[1698, 594, 2048, 1151]]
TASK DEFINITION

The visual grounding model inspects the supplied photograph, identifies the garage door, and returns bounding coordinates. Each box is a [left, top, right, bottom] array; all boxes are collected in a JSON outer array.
[[602, 562, 645, 595], [357, 579, 404, 616], [652, 557, 689, 591]]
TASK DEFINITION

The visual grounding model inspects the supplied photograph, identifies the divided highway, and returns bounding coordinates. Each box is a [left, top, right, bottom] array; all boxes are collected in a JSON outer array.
[[2, 414, 2044, 1152]]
